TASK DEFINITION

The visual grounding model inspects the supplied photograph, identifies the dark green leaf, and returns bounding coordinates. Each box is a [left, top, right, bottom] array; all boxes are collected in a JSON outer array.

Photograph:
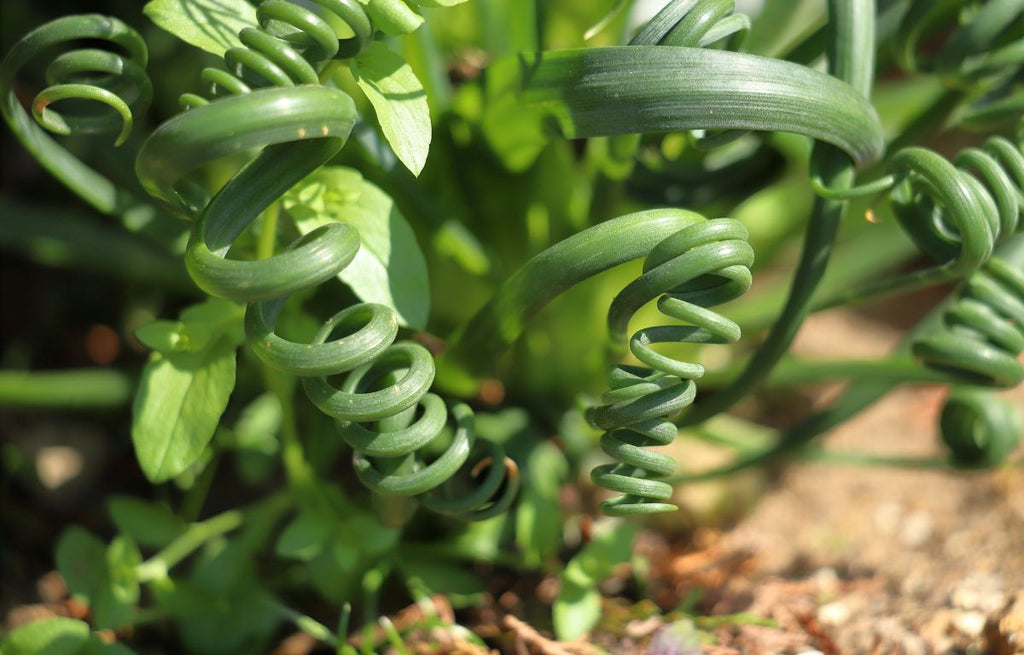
[[143, 0, 257, 57], [276, 511, 332, 561], [131, 338, 236, 483], [108, 496, 185, 548], [515, 441, 569, 567], [398, 552, 485, 608], [352, 42, 431, 176], [56, 526, 107, 602]]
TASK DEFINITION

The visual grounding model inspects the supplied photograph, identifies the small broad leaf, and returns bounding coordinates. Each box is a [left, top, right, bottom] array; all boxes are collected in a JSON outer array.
[[135, 299, 243, 354], [108, 496, 185, 548], [276, 511, 332, 561], [229, 392, 282, 454], [553, 584, 601, 642], [515, 441, 569, 567], [397, 551, 485, 608], [55, 528, 142, 631], [93, 537, 142, 630], [352, 42, 431, 176], [131, 338, 236, 482], [56, 526, 107, 602], [283, 167, 430, 328], [144, 0, 257, 57], [553, 522, 637, 640], [1, 618, 89, 655]]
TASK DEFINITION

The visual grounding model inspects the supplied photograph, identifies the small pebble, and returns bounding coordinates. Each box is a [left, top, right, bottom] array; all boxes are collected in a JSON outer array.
[[874, 502, 903, 535], [952, 611, 986, 637], [900, 510, 934, 549], [951, 573, 1006, 614], [817, 601, 849, 627]]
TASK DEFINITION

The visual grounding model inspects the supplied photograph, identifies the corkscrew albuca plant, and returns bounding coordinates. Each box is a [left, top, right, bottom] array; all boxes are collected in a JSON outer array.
[[2, 0, 1023, 651]]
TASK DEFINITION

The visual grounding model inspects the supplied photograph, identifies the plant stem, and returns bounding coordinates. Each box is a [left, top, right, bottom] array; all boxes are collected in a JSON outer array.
[[701, 354, 954, 389], [255, 202, 319, 501], [271, 599, 339, 647], [136, 509, 245, 582], [179, 455, 218, 524], [0, 368, 132, 408]]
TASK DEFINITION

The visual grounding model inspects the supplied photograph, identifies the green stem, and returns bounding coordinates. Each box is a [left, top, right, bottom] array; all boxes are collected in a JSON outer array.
[[702, 354, 954, 389], [136, 509, 245, 582], [679, 0, 875, 426], [179, 455, 218, 524], [255, 201, 318, 501], [0, 368, 132, 408], [800, 449, 949, 469], [271, 599, 339, 647]]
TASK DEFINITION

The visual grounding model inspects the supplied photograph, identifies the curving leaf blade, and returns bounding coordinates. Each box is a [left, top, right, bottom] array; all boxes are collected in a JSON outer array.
[[352, 42, 431, 176]]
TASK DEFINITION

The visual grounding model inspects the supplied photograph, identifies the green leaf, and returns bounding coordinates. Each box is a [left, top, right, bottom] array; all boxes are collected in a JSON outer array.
[[553, 584, 601, 642], [94, 537, 142, 630], [515, 442, 569, 567], [397, 552, 485, 608], [283, 167, 430, 328], [131, 338, 236, 483], [55, 529, 141, 631], [276, 511, 332, 561], [231, 392, 282, 454], [56, 526, 107, 602], [1, 617, 89, 655], [352, 42, 431, 176], [553, 522, 637, 640], [135, 299, 243, 354], [155, 577, 280, 654], [143, 0, 257, 57], [108, 496, 185, 548]]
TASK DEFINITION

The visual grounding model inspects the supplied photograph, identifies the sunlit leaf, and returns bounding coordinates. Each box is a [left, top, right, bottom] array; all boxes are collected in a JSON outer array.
[[352, 42, 431, 176], [132, 338, 236, 482], [144, 0, 257, 57]]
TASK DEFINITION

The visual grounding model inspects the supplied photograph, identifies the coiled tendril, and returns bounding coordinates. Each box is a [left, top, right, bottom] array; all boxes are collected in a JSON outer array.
[[135, 0, 517, 521], [892, 0, 1024, 128], [580, 0, 756, 516], [587, 219, 753, 516], [0, 15, 152, 215]]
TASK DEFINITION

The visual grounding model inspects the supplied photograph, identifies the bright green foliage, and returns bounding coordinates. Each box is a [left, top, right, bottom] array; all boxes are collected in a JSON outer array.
[[352, 42, 432, 176], [143, 0, 257, 56], [56, 528, 142, 630], [108, 496, 187, 548], [1, 618, 89, 655], [554, 523, 637, 640], [283, 167, 430, 327], [3, 0, 1024, 652]]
